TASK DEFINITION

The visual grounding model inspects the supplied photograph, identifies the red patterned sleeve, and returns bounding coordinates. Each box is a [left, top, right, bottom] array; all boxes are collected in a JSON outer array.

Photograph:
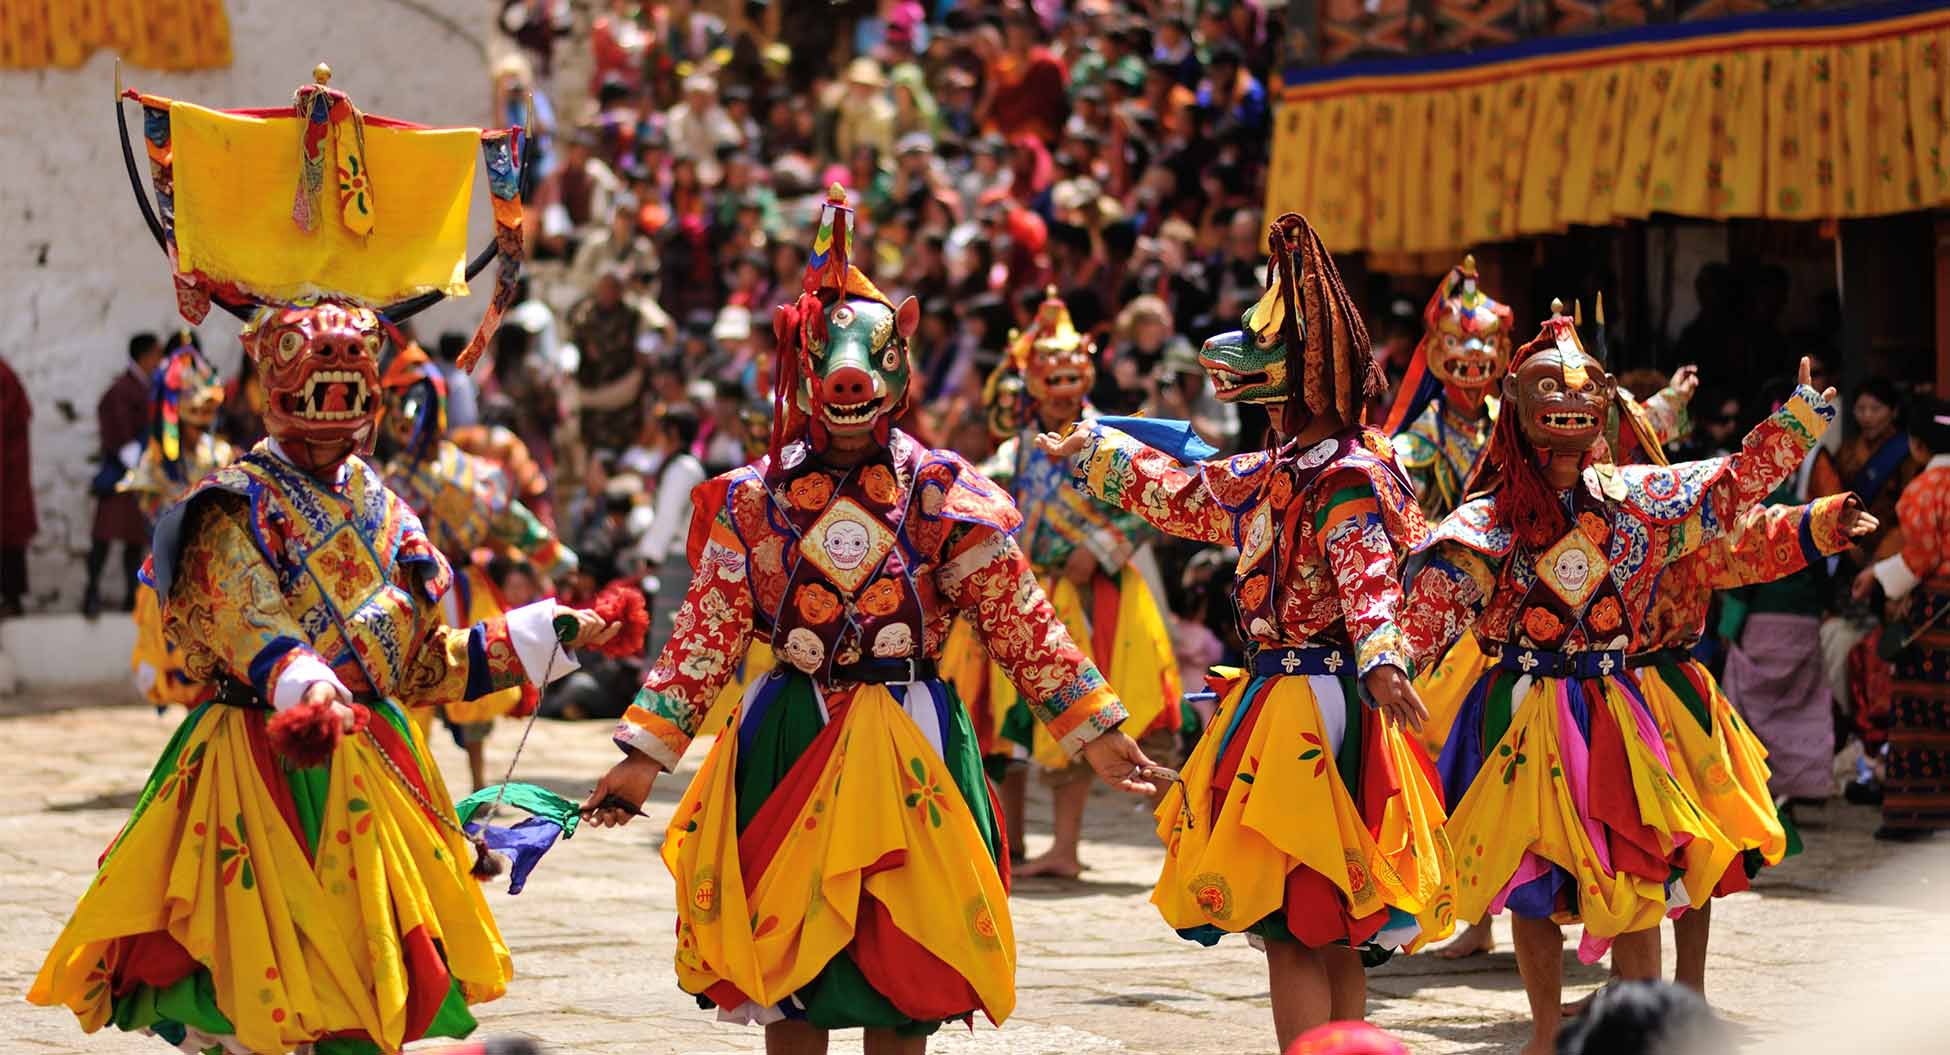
[[1400, 542, 1499, 672], [1070, 421, 1234, 544], [613, 506, 756, 769], [1670, 494, 1853, 594], [1308, 470, 1413, 677]]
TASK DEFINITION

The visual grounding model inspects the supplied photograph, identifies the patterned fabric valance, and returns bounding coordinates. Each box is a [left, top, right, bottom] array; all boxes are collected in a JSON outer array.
[[1267, 0, 1950, 255]]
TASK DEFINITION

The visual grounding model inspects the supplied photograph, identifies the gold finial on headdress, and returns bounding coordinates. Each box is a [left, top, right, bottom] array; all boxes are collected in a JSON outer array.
[[828, 182, 847, 204], [1550, 297, 1565, 317], [1574, 299, 1583, 326], [1045, 284, 1059, 299], [313, 63, 333, 85], [1595, 291, 1605, 326], [1461, 253, 1476, 274]]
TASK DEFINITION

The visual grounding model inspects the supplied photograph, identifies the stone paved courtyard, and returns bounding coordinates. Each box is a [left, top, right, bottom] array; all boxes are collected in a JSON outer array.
[[5, 691, 1949, 1054]]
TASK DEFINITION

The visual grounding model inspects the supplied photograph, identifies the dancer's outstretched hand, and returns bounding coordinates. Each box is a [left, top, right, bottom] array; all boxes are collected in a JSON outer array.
[[1798, 355, 1839, 405], [1840, 493, 1880, 540], [1036, 430, 1089, 460], [1079, 730, 1161, 795], [582, 751, 662, 828], [1670, 365, 1700, 402], [1364, 665, 1428, 731]]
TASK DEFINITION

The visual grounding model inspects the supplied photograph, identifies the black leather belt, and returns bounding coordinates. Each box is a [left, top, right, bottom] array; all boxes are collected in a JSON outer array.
[[210, 676, 270, 711], [1488, 646, 1629, 679], [831, 657, 939, 684], [1247, 644, 1356, 678], [1627, 646, 1693, 670]]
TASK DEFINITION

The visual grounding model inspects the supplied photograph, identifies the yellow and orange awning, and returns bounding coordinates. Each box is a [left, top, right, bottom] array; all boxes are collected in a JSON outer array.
[[1267, 0, 1950, 256], [0, 0, 230, 71]]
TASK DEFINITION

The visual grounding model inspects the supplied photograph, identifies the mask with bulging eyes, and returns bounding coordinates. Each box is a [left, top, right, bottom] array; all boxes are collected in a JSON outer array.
[[1504, 318, 1615, 456], [242, 302, 383, 474], [1197, 301, 1293, 404], [787, 293, 921, 449], [1424, 257, 1513, 409]]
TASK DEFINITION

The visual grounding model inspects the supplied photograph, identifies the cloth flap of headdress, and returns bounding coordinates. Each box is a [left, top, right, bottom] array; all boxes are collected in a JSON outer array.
[[168, 100, 480, 305]]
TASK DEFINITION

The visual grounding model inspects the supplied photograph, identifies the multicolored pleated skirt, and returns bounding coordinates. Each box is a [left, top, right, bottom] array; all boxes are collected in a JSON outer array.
[[1632, 650, 1797, 895], [1153, 651, 1455, 957], [941, 567, 1179, 770], [663, 669, 1015, 1036], [1437, 647, 1739, 962], [1412, 631, 1492, 758], [30, 697, 511, 1055], [1885, 584, 1950, 833]]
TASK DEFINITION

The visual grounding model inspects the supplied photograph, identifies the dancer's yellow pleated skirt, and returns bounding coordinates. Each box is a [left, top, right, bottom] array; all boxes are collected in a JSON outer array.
[[31, 699, 510, 1055], [941, 568, 1178, 770], [1634, 655, 1789, 883], [1154, 673, 1454, 951], [667, 680, 1016, 1024]]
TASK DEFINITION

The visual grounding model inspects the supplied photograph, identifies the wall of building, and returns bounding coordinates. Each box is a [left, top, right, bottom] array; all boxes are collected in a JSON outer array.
[[1, 0, 497, 614]]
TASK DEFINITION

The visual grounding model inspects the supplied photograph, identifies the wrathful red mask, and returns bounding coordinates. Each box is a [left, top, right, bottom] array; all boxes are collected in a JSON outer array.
[[242, 302, 383, 474]]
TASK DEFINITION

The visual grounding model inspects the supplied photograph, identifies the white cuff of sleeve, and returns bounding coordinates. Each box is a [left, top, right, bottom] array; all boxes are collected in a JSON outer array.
[[506, 600, 581, 686], [1874, 552, 1923, 601], [612, 720, 682, 772], [271, 653, 350, 712]]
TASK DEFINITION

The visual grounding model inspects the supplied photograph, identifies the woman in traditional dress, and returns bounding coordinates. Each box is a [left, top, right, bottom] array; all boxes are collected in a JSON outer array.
[[1854, 398, 1950, 839]]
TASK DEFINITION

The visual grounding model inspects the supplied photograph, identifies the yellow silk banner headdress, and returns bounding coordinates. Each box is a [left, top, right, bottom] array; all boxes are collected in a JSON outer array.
[[116, 61, 529, 370]]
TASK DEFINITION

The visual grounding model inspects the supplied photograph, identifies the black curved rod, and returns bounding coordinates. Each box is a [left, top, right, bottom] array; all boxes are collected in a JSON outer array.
[[115, 89, 169, 255]]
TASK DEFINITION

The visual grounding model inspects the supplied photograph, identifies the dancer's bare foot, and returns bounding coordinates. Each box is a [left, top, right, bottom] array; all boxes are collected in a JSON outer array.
[[1435, 919, 1495, 959], [1015, 850, 1085, 879]]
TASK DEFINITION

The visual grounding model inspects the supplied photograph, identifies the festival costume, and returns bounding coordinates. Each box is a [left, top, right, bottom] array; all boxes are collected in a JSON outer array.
[[1067, 214, 1454, 956], [943, 291, 1180, 769], [1870, 453, 1950, 833], [1630, 495, 1853, 896], [1399, 310, 1832, 961], [1383, 258, 1513, 759], [612, 188, 1127, 1034], [30, 69, 559, 1055], [124, 345, 238, 709], [379, 350, 576, 731]]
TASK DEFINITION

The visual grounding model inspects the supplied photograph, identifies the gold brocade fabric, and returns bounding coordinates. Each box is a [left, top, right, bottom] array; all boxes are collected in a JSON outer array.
[[0, 0, 231, 71], [1267, 9, 1950, 256]]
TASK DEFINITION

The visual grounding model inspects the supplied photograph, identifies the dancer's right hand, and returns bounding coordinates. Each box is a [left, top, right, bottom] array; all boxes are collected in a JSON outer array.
[[583, 751, 661, 828], [1798, 355, 1838, 405], [299, 680, 360, 733], [1364, 665, 1428, 732]]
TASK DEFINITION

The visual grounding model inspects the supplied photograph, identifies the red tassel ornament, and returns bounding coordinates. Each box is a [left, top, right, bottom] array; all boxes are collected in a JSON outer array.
[[575, 581, 651, 658], [266, 699, 371, 768]]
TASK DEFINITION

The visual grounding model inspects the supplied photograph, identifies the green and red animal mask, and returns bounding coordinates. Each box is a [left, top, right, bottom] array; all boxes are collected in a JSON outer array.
[[771, 186, 919, 455]]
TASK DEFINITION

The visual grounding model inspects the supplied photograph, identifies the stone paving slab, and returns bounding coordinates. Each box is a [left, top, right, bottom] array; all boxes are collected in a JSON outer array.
[[5, 694, 1950, 1054]]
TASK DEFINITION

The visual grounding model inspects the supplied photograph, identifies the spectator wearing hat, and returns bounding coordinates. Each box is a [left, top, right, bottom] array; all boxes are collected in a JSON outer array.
[[831, 56, 897, 165], [665, 73, 741, 184], [1096, 294, 1172, 414], [978, 10, 1071, 143]]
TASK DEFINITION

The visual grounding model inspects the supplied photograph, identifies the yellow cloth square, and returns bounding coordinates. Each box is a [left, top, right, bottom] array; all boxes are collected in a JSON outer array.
[[169, 101, 479, 304]]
